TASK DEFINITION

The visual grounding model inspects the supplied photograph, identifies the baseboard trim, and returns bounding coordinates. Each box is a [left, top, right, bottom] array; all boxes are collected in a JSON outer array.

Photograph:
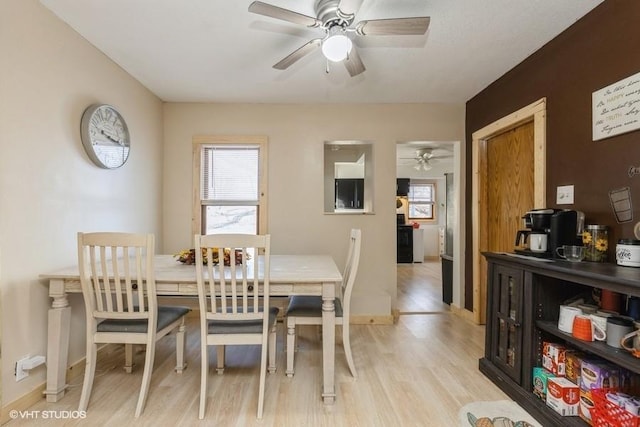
[[449, 303, 478, 324], [391, 308, 400, 324], [1, 348, 98, 425]]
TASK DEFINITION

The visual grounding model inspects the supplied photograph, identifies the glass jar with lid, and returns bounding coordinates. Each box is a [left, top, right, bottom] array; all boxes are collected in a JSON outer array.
[[582, 224, 609, 262]]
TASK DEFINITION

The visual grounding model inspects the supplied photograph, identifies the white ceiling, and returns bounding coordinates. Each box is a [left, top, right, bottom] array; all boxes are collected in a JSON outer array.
[[39, 0, 603, 104]]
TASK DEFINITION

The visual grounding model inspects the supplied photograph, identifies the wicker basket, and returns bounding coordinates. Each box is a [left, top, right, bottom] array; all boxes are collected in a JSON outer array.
[[589, 388, 640, 427]]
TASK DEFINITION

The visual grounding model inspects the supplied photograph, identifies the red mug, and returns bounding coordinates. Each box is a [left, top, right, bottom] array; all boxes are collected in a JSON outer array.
[[601, 290, 622, 312]]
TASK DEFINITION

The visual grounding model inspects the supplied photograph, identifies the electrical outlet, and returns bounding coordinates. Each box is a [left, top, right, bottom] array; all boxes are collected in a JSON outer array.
[[15, 356, 30, 382], [557, 185, 574, 205]]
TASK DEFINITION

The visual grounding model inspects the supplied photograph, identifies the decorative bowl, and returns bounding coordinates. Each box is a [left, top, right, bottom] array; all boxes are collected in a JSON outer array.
[[174, 248, 246, 266]]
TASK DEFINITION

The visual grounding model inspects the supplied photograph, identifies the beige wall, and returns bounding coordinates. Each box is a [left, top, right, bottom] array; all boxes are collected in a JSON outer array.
[[0, 0, 163, 405], [162, 103, 465, 317]]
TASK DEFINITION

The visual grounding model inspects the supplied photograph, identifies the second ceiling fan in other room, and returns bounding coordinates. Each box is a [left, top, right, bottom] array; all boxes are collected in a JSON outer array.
[[248, 0, 430, 76], [401, 148, 453, 171]]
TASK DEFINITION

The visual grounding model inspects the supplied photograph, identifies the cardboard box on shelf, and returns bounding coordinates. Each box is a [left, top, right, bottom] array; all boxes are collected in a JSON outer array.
[[565, 351, 586, 385], [547, 377, 580, 416], [533, 367, 556, 401], [542, 342, 568, 376], [580, 360, 620, 391], [578, 388, 595, 425]]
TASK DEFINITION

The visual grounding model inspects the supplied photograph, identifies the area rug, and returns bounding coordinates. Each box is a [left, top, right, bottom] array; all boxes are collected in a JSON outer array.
[[458, 400, 543, 427]]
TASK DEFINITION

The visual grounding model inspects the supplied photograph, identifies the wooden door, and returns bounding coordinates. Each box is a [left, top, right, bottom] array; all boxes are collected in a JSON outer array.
[[472, 98, 546, 325], [485, 122, 535, 252], [477, 121, 536, 324]]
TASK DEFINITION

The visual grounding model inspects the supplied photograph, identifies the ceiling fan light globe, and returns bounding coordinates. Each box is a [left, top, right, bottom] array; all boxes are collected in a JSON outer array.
[[322, 34, 352, 62]]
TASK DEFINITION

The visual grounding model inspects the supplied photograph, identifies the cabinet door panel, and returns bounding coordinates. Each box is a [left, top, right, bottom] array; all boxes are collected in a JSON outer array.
[[335, 179, 364, 209], [491, 264, 523, 383]]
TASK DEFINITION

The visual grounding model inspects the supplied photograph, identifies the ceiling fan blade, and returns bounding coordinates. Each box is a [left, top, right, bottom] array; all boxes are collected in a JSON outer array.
[[273, 39, 322, 70], [248, 1, 322, 28], [344, 47, 365, 77], [337, 0, 364, 16], [356, 17, 430, 36]]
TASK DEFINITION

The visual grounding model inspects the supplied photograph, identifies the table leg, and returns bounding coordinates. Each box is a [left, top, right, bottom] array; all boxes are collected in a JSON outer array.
[[321, 281, 336, 404], [45, 279, 71, 402]]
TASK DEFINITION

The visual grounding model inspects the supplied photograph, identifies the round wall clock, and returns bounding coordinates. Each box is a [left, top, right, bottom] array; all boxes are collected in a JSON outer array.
[[80, 104, 130, 169]]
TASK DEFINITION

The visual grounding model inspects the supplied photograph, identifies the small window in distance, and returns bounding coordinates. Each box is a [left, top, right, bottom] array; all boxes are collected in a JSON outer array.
[[408, 180, 436, 220], [192, 136, 267, 237]]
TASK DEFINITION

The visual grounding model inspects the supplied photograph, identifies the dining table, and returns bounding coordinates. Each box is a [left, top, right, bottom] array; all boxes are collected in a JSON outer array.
[[40, 254, 342, 405]]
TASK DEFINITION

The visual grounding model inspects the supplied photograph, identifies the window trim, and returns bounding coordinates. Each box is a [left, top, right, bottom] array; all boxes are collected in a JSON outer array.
[[192, 135, 268, 237], [408, 179, 437, 221]]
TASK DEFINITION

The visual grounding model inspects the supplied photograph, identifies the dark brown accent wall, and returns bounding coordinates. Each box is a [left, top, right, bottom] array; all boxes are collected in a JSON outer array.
[[464, 1, 640, 310]]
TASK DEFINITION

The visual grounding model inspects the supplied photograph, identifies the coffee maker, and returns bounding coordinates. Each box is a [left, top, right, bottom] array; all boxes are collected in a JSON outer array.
[[515, 209, 581, 258]]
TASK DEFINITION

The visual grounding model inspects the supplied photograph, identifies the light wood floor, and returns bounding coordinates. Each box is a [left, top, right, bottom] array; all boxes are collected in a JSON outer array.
[[397, 258, 450, 314], [8, 260, 508, 426]]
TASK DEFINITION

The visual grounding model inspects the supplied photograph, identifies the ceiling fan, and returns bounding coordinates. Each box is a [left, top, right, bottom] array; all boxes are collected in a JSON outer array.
[[248, 0, 430, 77], [400, 148, 453, 171]]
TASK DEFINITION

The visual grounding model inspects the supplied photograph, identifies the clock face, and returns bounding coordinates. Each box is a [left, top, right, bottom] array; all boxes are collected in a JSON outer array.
[[80, 104, 130, 169]]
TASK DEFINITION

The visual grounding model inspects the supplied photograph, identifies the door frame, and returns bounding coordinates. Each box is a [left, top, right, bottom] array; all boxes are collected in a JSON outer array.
[[471, 98, 547, 324]]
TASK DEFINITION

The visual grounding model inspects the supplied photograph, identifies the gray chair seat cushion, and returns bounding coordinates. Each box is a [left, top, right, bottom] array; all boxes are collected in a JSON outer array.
[[286, 295, 343, 318], [97, 306, 191, 333], [207, 306, 279, 334]]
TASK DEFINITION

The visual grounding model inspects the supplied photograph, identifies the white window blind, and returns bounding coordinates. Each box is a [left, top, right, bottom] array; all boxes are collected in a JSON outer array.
[[202, 146, 259, 202], [408, 180, 436, 219]]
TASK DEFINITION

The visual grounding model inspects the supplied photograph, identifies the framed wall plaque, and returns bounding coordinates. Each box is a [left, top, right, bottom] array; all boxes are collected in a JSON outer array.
[[592, 71, 640, 141]]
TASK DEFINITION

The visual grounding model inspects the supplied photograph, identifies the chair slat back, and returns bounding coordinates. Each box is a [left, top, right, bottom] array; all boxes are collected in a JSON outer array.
[[341, 229, 362, 309], [195, 234, 270, 323], [78, 232, 156, 322]]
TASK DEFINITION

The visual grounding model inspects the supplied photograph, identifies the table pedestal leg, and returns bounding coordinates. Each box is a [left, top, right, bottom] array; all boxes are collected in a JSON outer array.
[[45, 280, 71, 402], [321, 282, 336, 404]]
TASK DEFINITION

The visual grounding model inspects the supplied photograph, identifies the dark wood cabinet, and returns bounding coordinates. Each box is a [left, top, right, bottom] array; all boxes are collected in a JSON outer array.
[[335, 179, 364, 209], [481, 253, 640, 427], [396, 178, 409, 196], [397, 225, 413, 263]]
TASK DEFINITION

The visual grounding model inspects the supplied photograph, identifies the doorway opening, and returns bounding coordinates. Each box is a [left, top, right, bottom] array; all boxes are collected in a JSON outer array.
[[395, 140, 463, 315]]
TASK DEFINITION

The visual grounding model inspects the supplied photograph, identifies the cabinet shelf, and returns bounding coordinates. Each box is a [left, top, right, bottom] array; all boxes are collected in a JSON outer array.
[[537, 320, 640, 374], [482, 253, 640, 427]]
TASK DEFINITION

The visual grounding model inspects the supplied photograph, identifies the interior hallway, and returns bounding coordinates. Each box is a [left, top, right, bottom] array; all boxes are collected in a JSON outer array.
[[397, 258, 450, 314]]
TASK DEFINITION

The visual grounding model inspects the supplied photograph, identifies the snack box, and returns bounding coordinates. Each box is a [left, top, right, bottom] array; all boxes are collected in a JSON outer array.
[[565, 351, 586, 385], [580, 360, 620, 391], [547, 377, 580, 416], [533, 367, 556, 401], [542, 342, 568, 376]]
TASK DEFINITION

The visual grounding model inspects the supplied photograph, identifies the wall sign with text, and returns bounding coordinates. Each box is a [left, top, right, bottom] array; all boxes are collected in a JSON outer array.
[[592, 71, 640, 141]]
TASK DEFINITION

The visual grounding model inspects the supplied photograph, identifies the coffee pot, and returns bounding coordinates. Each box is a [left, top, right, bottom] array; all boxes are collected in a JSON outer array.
[[515, 209, 555, 254], [515, 230, 548, 252], [515, 209, 581, 258]]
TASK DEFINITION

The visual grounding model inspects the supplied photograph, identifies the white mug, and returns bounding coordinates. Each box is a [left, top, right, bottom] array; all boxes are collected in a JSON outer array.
[[590, 313, 608, 341], [529, 233, 548, 253], [558, 305, 582, 333]]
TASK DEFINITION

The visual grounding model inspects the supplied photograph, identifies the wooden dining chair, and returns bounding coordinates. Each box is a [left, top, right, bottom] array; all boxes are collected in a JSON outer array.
[[285, 228, 362, 378], [194, 233, 278, 419], [77, 232, 190, 417]]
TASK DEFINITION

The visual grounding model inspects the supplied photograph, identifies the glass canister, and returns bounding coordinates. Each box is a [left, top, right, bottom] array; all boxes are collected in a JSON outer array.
[[582, 224, 609, 262]]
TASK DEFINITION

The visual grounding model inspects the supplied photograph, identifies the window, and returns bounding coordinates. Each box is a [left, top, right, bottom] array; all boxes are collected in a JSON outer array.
[[193, 136, 267, 236], [408, 180, 436, 220]]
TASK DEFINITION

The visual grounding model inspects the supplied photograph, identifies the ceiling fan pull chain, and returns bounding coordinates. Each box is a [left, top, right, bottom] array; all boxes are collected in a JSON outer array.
[[325, 60, 330, 74]]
